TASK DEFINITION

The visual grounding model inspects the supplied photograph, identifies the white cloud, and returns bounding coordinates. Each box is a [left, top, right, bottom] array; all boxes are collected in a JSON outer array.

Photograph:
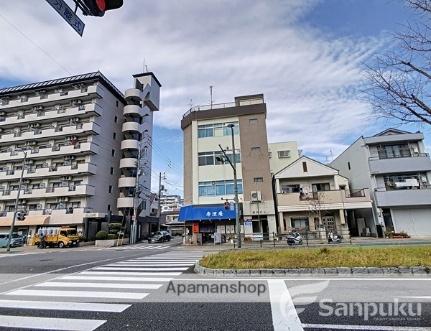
[[0, 0, 388, 181]]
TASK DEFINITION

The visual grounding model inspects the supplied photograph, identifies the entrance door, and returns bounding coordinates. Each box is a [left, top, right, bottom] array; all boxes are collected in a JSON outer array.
[[322, 216, 336, 234], [261, 219, 269, 240]]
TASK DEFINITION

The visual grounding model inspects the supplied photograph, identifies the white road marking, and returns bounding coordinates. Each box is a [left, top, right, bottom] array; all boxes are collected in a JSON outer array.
[[302, 324, 430, 330], [7, 289, 149, 300], [0, 315, 106, 331], [267, 279, 303, 331], [399, 296, 431, 299], [60, 275, 173, 282], [108, 263, 193, 267], [0, 300, 130, 312], [91, 266, 188, 271], [34, 282, 163, 290], [79, 271, 182, 276]]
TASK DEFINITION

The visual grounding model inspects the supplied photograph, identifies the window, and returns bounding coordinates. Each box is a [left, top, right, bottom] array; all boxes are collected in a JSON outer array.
[[278, 150, 290, 158], [198, 180, 243, 196], [251, 146, 261, 153], [281, 184, 300, 193], [198, 151, 240, 166], [312, 183, 330, 192], [197, 122, 239, 138], [254, 177, 263, 182], [107, 204, 111, 211], [291, 217, 309, 230], [302, 161, 308, 172], [110, 167, 114, 175], [111, 149, 115, 157], [114, 116, 118, 123], [113, 132, 116, 140], [108, 185, 112, 193], [348, 162, 351, 170]]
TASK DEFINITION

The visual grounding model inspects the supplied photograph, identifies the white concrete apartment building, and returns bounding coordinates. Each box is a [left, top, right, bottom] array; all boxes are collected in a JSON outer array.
[[0, 71, 160, 240], [268, 141, 300, 175], [274, 156, 373, 238], [180, 94, 277, 242], [331, 129, 431, 237]]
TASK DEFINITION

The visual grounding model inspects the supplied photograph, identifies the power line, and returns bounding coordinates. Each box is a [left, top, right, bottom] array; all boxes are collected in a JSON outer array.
[[0, 12, 72, 76]]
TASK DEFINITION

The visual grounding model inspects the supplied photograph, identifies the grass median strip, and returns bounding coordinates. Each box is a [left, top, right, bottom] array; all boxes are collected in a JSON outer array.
[[200, 246, 431, 269]]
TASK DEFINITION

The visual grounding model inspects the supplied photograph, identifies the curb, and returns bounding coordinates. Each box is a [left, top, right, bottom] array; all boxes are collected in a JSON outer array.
[[194, 261, 431, 276]]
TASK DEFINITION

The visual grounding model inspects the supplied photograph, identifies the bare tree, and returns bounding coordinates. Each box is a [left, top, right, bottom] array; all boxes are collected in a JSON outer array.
[[366, 0, 431, 125]]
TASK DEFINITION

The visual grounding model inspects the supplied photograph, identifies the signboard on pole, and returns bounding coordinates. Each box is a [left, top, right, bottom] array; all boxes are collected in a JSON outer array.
[[45, 0, 85, 36]]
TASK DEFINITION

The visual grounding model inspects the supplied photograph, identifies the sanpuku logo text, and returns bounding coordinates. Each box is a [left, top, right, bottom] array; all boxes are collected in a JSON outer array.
[[319, 299, 422, 321]]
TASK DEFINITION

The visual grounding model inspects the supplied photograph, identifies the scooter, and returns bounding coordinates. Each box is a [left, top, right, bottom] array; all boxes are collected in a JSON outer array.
[[286, 232, 303, 246], [328, 232, 342, 244]]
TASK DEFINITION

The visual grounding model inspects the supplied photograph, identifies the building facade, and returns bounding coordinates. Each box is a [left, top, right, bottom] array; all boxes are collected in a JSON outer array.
[[181, 94, 277, 242], [331, 129, 431, 237], [274, 156, 373, 238], [0, 71, 160, 241], [268, 141, 300, 175]]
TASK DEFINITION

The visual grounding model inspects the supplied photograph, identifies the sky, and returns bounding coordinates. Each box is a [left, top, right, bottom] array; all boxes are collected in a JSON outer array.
[[0, 0, 429, 196]]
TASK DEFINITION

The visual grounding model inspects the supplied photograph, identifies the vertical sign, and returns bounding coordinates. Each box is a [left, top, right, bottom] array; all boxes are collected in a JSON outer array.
[[45, 0, 85, 36], [192, 223, 199, 234]]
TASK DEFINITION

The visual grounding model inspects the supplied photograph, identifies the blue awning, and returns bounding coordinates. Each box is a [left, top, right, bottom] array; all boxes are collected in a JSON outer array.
[[178, 205, 236, 222]]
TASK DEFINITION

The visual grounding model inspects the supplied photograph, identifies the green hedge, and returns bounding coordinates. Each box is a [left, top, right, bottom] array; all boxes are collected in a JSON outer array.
[[95, 231, 108, 240]]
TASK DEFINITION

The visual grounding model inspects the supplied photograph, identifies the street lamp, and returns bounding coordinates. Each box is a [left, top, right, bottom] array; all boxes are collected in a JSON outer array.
[[217, 123, 241, 248], [6, 150, 28, 252]]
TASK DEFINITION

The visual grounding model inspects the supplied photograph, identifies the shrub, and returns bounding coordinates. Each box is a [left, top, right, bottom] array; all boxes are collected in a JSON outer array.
[[108, 223, 123, 234], [107, 234, 117, 240], [95, 231, 108, 240]]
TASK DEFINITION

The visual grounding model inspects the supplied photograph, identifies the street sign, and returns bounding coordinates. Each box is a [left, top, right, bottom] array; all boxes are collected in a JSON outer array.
[[45, 0, 85, 36]]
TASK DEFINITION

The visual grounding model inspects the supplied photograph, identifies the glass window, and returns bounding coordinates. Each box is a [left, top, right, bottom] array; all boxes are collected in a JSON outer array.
[[291, 217, 309, 229], [278, 150, 290, 158], [198, 180, 243, 196]]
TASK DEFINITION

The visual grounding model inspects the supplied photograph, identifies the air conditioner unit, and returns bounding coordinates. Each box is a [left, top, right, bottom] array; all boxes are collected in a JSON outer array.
[[251, 191, 262, 202]]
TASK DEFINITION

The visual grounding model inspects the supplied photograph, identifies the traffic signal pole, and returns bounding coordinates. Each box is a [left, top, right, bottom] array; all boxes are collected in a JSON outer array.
[[6, 151, 27, 252]]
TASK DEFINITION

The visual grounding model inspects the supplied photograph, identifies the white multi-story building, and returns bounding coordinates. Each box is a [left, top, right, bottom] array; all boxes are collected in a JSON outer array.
[[0, 71, 161, 241]]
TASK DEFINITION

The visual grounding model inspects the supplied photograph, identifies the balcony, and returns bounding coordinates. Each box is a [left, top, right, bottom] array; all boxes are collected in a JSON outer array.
[[118, 177, 136, 188], [375, 187, 431, 207], [0, 142, 99, 162], [0, 103, 101, 127], [0, 84, 99, 110], [369, 154, 431, 174], [124, 88, 142, 103], [122, 121, 141, 133], [123, 105, 144, 117], [117, 197, 134, 208], [119, 158, 137, 168], [121, 139, 139, 150], [0, 162, 97, 180], [277, 189, 372, 212], [0, 122, 101, 143], [0, 184, 96, 201]]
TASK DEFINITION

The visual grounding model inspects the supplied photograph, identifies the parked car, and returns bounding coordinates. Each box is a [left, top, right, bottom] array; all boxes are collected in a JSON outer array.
[[0, 233, 24, 248], [148, 231, 171, 243]]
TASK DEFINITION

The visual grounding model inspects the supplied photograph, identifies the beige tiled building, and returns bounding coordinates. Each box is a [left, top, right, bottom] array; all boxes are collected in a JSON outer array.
[[0, 71, 160, 241]]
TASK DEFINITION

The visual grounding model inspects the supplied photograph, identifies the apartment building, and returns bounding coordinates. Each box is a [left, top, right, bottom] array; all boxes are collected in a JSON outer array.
[[331, 129, 431, 237], [274, 156, 373, 238], [0, 71, 160, 241], [268, 141, 300, 175], [159, 194, 183, 213], [180, 94, 277, 242]]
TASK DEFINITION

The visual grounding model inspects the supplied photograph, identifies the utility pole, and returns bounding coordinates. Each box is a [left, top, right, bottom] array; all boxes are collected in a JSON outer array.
[[6, 151, 27, 252], [157, 172, 165, 231], [218, 123, 241, 248]]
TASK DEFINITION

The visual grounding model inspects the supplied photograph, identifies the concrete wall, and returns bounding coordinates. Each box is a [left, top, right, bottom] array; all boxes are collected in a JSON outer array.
[[268, 141, 299, 175]]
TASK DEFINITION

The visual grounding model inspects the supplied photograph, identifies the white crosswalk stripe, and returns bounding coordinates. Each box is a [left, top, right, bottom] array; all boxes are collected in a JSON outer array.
[[0, 249, 203, 330]]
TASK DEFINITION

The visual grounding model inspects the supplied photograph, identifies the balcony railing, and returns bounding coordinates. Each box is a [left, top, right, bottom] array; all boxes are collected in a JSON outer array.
[[183, 98, 264, 118], [369, 152, 429, 161]]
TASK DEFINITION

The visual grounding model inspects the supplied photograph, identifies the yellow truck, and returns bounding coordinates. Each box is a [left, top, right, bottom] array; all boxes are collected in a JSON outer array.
[[33, 227, 80, 248]]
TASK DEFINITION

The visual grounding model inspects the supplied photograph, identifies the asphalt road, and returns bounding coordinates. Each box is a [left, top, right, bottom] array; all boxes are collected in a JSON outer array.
[[0, 242, 430, 331]]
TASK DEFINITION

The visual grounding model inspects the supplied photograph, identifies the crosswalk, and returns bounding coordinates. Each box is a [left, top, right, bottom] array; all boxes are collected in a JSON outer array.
[[104, 243, 172, 251], [0, 250, 202, 330]]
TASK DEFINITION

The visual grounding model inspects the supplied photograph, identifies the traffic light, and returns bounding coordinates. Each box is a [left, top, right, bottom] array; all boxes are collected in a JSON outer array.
[[82, 0, 124, 17], [16, 211, 26, 222]]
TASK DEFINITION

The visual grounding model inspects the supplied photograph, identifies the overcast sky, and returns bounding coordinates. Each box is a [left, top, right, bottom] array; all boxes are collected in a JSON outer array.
[[0, 0, 429, 195]]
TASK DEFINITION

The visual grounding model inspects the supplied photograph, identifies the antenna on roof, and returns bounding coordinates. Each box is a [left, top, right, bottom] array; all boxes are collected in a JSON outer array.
[[210, 85, 214, 109], [142, 58, 148, 73]]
